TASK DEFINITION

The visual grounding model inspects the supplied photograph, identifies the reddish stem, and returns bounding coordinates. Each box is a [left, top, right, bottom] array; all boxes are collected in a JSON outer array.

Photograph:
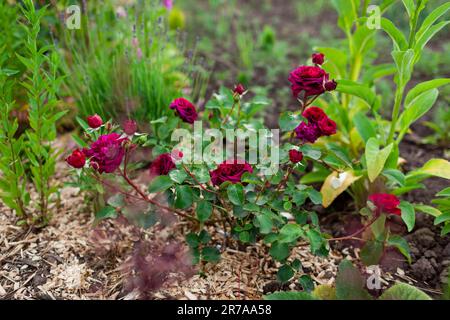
[[327, 216, 378, 242]]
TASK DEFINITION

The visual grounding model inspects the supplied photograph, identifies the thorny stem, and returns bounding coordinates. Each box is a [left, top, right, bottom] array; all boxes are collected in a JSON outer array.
[[327, 216, 378, 242], [222, 100, 237, 125], [181, 164, 218, 195], [118, 168, 198, 222]]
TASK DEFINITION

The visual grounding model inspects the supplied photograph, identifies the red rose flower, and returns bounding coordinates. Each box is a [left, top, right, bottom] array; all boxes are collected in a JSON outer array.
[[312, 53, 325, 65], [66, 149, 86, 169], [150, 153, 176, 176], [368, 194, 401, 216], [123, 119, 138, 135], [84, 133, 127, 173], [289, 149, 303, 163], [288, 65, 330, 98], [87, 114, 103, 129], [302, 106, 326, 123], [233, 84, 245, 95], [210, 159, 253, 186], [294, 122, 321, 143], [170, 98, 198, 124], [318, 117, 337, 136]]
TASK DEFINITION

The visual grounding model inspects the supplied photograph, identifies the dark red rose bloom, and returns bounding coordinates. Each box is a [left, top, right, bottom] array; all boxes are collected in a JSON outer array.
[[210, 159, 253, 186], [233, 84, 245, 95], [312, 53, 325, 65], [84, 133, 127, 173], [170, 98, 198, 124], [368, 194, 401, 216], [66, 149, 86, 169], [302, 106, 326, 123], [294, 122, 321, 143], [288, 65, 330, 98], [325, 80, 337, 91], [150, 153, 176, 176], [318, 117, 337, 136], [87, 114, 103, 129], [123, 119, 137, 135], [289, 149, 303, 163]]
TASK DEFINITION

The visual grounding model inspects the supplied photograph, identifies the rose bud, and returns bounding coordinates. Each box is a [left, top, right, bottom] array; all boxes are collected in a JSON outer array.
[[123, 119, 138, 136], [289, 149, 303, 163], [233, 84, 245, 95], [66, 149, 86, 169], [324, 80, 337, 91], [87, 114, 103, 129], [312, 53, 325, 65], [171, 149, 184, 161]]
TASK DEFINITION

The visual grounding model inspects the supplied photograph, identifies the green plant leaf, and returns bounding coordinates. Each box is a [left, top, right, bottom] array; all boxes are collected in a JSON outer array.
[[95, 206, 117, 221], [335, 80, 380, 109], [408, 159, 450, 181], [360, 240, 384, 266], [264, 291, 315, 300], [335, 260, 372, 300], [414, 205, 441, 218], [277, 264, 294, 283], [196, 200, 213, 222], [169, 169, 188, 184], [278, 224, 303, 243], [148, 175, 174, 193], [279, 111, 302, 131], [269, 241, 290, 262], [175, 185, 194, 209], [365, 138, 393, 183], [415, 21, 450, 57], [401, 0, 415, 18], [256, 213, 273, 234], [353, 112, 376, 143], [380, 283, 432, 300], [380, 17, 408, 50], [399, 201, 415, 232], [387, 235, 411, 264], [202, 246, 221, 263], [298, 275, 315, 292], [416, 3, 450, 41], [405, 78, 450, 106], [435, 212, 450, 225], [227, 184, 244, 206]]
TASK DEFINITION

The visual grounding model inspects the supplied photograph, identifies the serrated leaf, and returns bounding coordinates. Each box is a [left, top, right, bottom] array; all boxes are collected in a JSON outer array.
[[148, 175, 173, 193], [227, 183, 244, 206], [196, 200, 212, 222]]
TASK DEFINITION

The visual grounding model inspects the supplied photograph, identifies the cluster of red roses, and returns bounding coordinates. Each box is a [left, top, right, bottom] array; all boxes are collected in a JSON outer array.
[[295, 106, 337, 143]]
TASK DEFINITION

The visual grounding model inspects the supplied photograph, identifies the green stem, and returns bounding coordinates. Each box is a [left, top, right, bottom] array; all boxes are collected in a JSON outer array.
[[387, 86, 405, 144]]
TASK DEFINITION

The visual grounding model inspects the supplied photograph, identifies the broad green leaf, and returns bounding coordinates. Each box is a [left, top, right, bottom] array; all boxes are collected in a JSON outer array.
[[279, 111, 302, 131], [169, 169, 188, 184], [415, 21, 450, 57], [416, 2, 450, 41], [387, 235, 411, 264], [332, 0, 358, 33], [382, 169, 406, 186], [298, 275, 315, 293], [314, 46, 348, 78], [95, 206, 117, 221], [269, 241, 290, 262], [278, 224, 303, 243], [400, 201, 415, 232], [227, 184, 244, 206], [405, 78, 450, 106], [307, 229, 323, 253], [380, 283, 432, 300], [392, 49, 415, 87], [353, 112, 376, 143], [256, 213, 273, 234], [196, 200, 213, 222], [148, 175, 174, 193], [277, 265, 294, 283], [401, 0, 415, 17], [360, 240, 384, 266], [380, 18, 408, 50], [442, 224, 450, 236], [414, 205, 441, 218], [365, 138, 393, 183], [175, 185, 194, 209], [335, 80, 380, 109], [399, 89, 439, 138], [264, 291, 315, 300], [435, 212, 450, 225], [408, 159, 450, 180], [202, 247, 220, 263], [321, 171, 361, 208], [335, 260, 372, 300]]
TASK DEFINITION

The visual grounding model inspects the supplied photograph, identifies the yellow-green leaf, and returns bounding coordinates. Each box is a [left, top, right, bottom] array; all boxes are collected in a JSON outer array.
[[412, 159, 450, 180], [365, 138, 393, 183], [320, 171, 361, 208]]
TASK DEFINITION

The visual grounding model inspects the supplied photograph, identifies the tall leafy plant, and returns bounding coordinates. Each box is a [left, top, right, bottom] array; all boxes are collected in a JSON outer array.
[[16, 0, 65, 224]]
